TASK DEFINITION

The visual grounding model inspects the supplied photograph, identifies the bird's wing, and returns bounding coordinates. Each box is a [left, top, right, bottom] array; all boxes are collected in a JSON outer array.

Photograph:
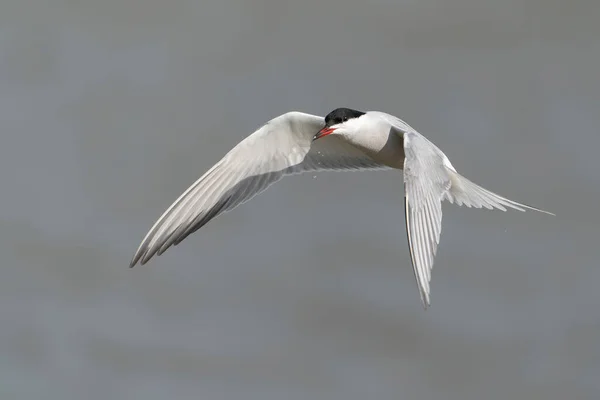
[[373, 111, 450, 306], [130, 111, 388, 267], [401, 130, 451, 307], [381, 112, 552, 307]]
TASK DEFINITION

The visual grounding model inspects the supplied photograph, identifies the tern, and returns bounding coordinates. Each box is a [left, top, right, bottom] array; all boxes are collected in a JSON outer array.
[[130, 108, 553, 307]]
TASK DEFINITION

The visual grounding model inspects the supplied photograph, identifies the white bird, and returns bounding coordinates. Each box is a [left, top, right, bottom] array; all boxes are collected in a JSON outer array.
[[130, 108, 553, 307]]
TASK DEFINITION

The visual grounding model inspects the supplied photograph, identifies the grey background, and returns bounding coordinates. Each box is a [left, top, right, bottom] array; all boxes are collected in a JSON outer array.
[[1, 1, 599, 399]]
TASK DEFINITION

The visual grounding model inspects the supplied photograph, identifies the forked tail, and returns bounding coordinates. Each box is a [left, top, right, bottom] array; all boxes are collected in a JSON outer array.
[[444, 169, 554, 215]]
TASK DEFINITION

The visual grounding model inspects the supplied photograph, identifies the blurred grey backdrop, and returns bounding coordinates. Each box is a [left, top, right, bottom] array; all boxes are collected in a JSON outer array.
[[1, 1, 599, 399]]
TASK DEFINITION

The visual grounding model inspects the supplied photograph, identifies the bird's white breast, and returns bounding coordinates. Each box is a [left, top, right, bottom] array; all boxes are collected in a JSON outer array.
[[344, 120, 405, 169]]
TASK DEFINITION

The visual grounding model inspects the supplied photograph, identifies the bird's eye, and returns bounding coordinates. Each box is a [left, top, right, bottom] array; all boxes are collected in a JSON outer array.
[[342, 117, 348, 122]]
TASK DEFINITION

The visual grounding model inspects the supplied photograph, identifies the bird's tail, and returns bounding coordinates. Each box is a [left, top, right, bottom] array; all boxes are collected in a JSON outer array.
[[444, 169, 555, 215]]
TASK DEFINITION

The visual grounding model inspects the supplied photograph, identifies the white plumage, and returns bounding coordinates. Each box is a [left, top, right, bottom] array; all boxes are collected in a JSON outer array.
[[131, 108, 553, 307]]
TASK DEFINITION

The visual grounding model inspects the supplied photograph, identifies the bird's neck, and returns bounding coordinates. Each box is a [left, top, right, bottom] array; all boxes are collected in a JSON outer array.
[[344, 125, 405, 169]]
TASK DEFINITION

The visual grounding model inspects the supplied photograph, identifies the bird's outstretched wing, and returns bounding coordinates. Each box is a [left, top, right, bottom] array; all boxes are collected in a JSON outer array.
[[130, 112, 388, 267], [384, 113, 553, 307], [401, 130, 450, 307]]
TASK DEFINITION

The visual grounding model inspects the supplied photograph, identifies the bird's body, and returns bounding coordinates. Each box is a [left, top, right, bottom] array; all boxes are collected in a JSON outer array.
[[334, 111, 406, 169], [130, 108, 552, 307]]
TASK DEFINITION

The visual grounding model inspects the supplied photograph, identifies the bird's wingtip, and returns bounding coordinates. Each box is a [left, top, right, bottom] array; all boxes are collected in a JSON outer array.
[[420, 291, 431, 309], [129, 252, 144, 268]]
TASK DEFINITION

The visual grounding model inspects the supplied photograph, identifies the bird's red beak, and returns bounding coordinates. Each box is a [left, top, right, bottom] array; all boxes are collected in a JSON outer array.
[[313, 127, 336, 141]]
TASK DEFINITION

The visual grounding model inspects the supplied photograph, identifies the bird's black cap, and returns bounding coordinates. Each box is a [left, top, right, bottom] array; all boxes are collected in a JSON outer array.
[[324, 108, 365, 127]]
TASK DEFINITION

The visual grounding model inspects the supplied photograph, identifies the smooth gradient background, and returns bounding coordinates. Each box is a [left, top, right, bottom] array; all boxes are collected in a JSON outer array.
[[1, 1, 599, 399]]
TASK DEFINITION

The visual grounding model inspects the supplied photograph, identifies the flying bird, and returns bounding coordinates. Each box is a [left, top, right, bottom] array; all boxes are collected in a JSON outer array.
[[130, 108, 553, 307]]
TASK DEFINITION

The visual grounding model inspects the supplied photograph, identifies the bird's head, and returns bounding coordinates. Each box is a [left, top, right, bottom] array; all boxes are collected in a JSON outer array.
[[313, 108, 366, 140]]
